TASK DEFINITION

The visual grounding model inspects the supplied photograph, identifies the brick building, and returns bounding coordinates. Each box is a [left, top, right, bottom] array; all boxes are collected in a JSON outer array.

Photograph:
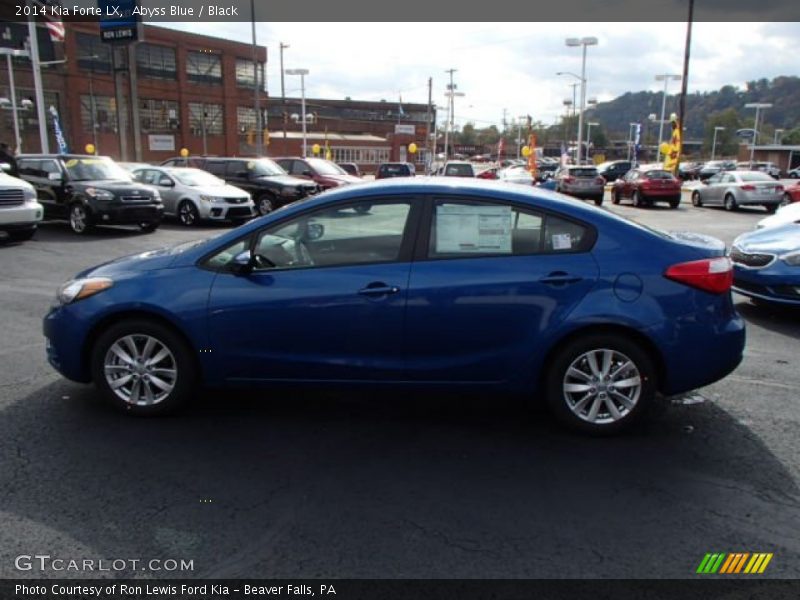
[[0, 22, 434, 172]]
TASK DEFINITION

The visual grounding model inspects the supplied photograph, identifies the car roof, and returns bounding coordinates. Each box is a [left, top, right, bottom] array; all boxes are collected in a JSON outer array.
[[18, 154, 104, 160]]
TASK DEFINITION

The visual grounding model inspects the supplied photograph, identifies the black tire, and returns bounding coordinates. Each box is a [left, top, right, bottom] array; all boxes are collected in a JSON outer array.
[[139, 222, 160, 233], [764, 204, 778, 214], [8, 228, 36, 241], [632, 190, 644, 208], [593, 195, 603, 206], [611, 190, 621, 205], [669, 197, 680, 209], [256, 194, 275, 216], [691, 191, 703, 207], [69, 202, 93, 235], [178, 200, 199, 227], [724, 194, 738, 212], [90, 319, 197, 416], [545, 333, 657, 435], [781, 193, 791, 207]]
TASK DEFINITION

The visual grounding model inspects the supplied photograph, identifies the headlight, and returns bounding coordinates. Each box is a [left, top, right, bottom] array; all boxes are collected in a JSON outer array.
[[780, 251, 800, 266], [199, 194, 214, 203], [56, 277, 113, 305], [22, 186, 36, 201], [85, 187, 115, 201]]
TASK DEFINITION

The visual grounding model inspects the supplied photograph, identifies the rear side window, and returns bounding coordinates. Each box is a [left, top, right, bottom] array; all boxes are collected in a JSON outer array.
[[205, 161, 227, 177], [17, 160, 41, 177], [544, 215, 590, 253], [380, 164, 409, 176]]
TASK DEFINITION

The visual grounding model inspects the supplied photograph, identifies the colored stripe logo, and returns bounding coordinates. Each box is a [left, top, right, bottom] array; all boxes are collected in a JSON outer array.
[[696, 552, 773, 574]]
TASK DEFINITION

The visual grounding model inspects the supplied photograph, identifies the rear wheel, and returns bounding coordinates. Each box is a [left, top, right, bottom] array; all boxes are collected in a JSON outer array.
[[178, 200, 199, 226], [256, 194, 275, 216], [764, 204, 778, 214], [724, 194, 738, 211], [69, 203, 92, 234], [633, 190, 644, 208], [593, 195, 603, 206], [612, 190, 621, 205], [545, 333, 657, 434], [669, 196, 680, 209], [781, 193, 792, 207], [691, 191, 703, 207], [90, 319, 197, 416]]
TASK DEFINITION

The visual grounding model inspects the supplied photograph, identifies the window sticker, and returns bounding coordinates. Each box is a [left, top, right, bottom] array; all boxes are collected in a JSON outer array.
[[552, 233, 572, 250], [436, 204, 512, 254]]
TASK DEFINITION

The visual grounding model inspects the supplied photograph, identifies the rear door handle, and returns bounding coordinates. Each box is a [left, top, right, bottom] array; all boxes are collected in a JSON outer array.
[[358, 283, 400, 296], [539, 272, 582, 286]]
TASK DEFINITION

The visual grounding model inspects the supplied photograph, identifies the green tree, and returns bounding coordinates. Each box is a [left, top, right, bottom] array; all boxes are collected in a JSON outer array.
[[704, 108, 741, 157]]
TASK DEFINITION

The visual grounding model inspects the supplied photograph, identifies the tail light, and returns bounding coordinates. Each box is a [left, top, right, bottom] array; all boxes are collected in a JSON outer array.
[[740, 184, 756, 191], [664, 257, 733, 294], [595, 176, 605, 185], [563, 176, 575, 183], [776, 185, 784, 192]]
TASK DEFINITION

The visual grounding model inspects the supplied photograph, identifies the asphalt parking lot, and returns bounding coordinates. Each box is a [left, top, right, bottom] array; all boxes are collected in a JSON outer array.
[[1, 190, 798, 579]]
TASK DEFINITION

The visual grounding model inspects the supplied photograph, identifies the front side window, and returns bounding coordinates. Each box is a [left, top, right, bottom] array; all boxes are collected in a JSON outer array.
[[253, 200, 413, 270]]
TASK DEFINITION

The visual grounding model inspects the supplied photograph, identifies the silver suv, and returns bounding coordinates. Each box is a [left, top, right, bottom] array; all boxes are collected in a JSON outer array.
[[0, 170, 43, 242], [554, 165, 605, 206]]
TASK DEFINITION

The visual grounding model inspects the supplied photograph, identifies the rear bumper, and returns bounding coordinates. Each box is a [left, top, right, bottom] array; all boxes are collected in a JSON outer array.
[[737, 192, 782, 206], [562, 186, 604, 198]]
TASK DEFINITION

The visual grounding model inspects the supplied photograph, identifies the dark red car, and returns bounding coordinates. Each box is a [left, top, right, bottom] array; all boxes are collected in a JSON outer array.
[[611, 167, 682, 209], [782, 180, 800, 206], [275, 157, 363, 190]]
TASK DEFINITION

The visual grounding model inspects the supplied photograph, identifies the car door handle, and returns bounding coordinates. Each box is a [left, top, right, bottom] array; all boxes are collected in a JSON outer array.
[[358, 283, 400, 296], [539, 272, 582, 286]]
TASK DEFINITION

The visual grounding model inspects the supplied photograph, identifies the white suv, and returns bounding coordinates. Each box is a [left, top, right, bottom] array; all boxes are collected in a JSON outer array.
[[0, 170, 44, 242]]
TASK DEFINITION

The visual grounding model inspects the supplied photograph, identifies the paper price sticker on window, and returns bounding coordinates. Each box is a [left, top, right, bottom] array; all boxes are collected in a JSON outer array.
[[436, 204, 512, 254], [552, 233, 573, 250]]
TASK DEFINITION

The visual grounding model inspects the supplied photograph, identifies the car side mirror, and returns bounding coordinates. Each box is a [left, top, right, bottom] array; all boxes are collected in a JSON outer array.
[[231, 250, 255, 275], [48, 172, 62, 181], [159, 179, 174, 187]]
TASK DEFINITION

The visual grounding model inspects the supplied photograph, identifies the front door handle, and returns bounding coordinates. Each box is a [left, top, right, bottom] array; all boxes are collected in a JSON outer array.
[[358, 282, 400, 296], [539, 272, 582, 286]]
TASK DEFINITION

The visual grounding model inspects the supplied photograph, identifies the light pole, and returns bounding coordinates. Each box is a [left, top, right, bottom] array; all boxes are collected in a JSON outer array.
[[655, 74, 681, 163], [516, 115, 527, 159], [627, 122, 638, 162], [585, 121, 599, 163], [285, 68, 309, 156], [0, 48, 28, 154], [745, 102, 772, 166], [279, 43, 289, 152], [250, 0, 262, 155], [565, 36, 598, 165], [774, 128, 784, 145], [443, 68, 464, 161], [557, 72, 582, 160], [711, 126, 725, 160]]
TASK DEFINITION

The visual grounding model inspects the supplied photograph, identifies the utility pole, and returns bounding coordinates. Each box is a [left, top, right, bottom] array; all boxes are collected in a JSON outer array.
[[676, 0, 694, 174], [251, 0, 263, 155], [444, 68, 456, 161], [425, 76, 432, 173], [26, 2, 49, 153], [280, 42, 289, 154]]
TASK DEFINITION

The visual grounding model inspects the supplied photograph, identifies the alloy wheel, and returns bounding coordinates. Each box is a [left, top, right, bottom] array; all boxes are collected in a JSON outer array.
[[179, 202, 197, 226], [562, 348, 642, 425], [104, 334, 177, 406], [70, 205, 87, 233]]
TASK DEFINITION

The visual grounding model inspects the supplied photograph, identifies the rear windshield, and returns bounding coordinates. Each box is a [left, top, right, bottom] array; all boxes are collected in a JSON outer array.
[[380, 164, 410, 175], [738, 172, 773, 182], [569, 168, 598, 177], [644, 170, 673, 179], [444, 164, 474, 177]]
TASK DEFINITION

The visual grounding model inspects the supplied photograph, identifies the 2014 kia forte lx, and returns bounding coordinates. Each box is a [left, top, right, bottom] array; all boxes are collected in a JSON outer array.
[[43, 178, 745, 433]]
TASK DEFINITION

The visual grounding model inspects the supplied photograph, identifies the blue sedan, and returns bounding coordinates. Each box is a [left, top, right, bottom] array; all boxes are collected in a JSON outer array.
[[731, 223, 800, 306], [43, 178, 745, 434]]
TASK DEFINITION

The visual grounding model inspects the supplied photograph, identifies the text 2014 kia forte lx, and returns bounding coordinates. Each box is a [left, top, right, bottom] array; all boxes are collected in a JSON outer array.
[[43, 179, 745, 433]]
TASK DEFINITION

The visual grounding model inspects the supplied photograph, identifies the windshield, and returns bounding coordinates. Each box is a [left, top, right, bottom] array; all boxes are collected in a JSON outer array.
[[644, 170, 674, 180], [307, 159, 347, 176], [738, 172, 774, 182], [64, 157, 132, 182], [249, 159, 286, 177], [171, 169, 225, 187]]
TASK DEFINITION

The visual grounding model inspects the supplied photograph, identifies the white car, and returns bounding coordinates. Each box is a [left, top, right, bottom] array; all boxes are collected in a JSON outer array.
[[497, 166, 534, 186], [132, 166, 255, 226], [757, 201, 800, 229], [0, 171, 44, 242]]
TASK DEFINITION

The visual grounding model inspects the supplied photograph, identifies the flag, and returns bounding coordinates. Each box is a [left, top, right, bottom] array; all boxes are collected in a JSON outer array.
[[34, 0, 65, 41], [632, 122, 642, 166], [497, 137, 505, 159], [45, 19, 65, 42], [49, 105, 69, 154], [398, 94, 405, 117], [560, 142, 569, 167]]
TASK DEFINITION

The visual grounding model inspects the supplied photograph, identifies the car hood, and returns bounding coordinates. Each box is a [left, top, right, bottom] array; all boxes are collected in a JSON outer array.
[[323, 174, 363, 185], [190, 183, 249, 197], [75, 239, 207, 278], [733, 223, 800, 254], [258, 175, 316, 187], [72, 179, 152, 193]]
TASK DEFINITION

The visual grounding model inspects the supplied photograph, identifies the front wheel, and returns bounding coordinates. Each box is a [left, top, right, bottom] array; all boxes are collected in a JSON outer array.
[[691, 191, 703, 207], [632, 191, 644, 208], [256, 194, 275, 216], [545, 334, 657, 434], [90, 319, 197, 416], [669, 197, 680, 209], [611, 190, 621, 205], [781, 193, 792, 207], [764, 204, 778, 214], [69, 202, 93, 234], [593, 195, 603, 206], [178, 200, 199, 226]]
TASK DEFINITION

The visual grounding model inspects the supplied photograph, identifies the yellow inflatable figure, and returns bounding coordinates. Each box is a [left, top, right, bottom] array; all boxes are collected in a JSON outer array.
[[662, 112, 682, 175]]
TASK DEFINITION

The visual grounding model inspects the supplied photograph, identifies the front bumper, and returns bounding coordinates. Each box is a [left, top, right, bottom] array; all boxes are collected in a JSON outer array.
[[91, 203, 164, 225], [43, 303, 92, 383], [199, 202, 256, 221], [733, 264, 800, 306], [0, 202, 44, 229]]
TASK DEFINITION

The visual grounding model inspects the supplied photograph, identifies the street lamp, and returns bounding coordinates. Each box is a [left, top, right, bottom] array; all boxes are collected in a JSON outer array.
[[654, 74, 681, 165], [711, 126, 725, 161], [443, 87, 465, 160], [585, 121, 599, 163], [285, 68, 310, 157], [557, 72, 582, 157], [516, 115, 527, 159], [774, 128, 784, 145], [0, 47, 29, 154], [745, 102, 772, 166], [565, 36, 598, 164]]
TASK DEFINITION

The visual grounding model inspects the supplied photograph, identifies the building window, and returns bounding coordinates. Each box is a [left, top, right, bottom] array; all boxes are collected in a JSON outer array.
[[139, 99, 179, 133], [188, 102, 223, 135], [75, 32, 112, 73], [331, 147, 391, 164], [80, 95, 119, 133], [235, 58, 265, 89], [136, 44, 177, 80], [186, 51, 222, 85]]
